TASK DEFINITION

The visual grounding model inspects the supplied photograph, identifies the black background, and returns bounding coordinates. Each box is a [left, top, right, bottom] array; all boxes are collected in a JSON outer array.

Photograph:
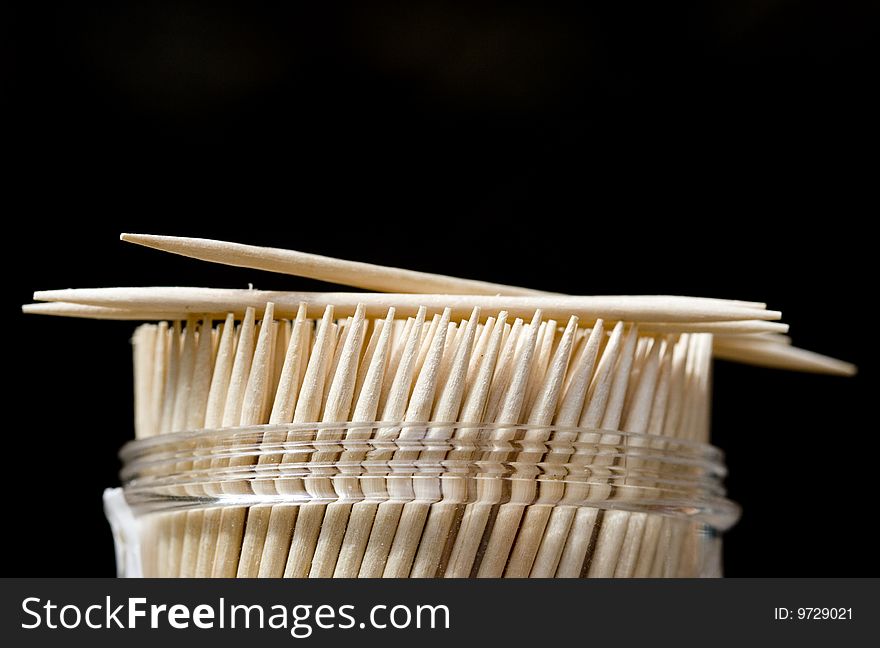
[[7, 1, 877, 576]]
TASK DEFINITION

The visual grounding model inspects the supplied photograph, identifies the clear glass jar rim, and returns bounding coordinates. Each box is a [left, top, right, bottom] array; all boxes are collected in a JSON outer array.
[[118, 421, 738, 530], [121, 420, 726, 462]]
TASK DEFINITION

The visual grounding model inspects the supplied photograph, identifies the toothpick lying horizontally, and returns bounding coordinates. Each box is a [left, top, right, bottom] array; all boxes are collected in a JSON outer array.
[[120, 233, 552, 296], [29, 291, 857, 376], [712, 336, 855, 376], [21, 301, 788, 334], [33, 287, 781, 323], [106, 234, 854, 376]]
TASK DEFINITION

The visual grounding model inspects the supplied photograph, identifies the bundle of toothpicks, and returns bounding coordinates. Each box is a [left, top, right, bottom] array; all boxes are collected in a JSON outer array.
[[26, 234, 855, 578]]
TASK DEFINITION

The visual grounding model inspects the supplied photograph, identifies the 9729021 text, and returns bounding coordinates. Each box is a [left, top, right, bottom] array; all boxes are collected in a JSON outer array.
[[774, 608, 852, 620]]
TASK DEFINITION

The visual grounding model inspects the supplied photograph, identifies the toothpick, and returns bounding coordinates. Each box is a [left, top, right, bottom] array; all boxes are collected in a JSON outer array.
[[553, 322, 627, 577], [280, 306, 337, 577], [306, 305, 368, 578], [528, 321, 605, 577], [331, 309, 397, 578], [408, 310, 481, 577], [268, 304, 309, 425], [221, 308, 257, 427], [383, 309, 452, 577], [22, 302, 793, 335], [472, 311, 544, 577], [186, 319, 215, 430], [713, 336, 856, 376], [171, 317, 198, 432], [227, 305, 278, 577], [159, 321, 181, 435], [121, 233, 550, 296], [503, 316, 580, 577], [32, 288, 782, 323], [356, 308, 428, 577], [132, 325, 157, 439]]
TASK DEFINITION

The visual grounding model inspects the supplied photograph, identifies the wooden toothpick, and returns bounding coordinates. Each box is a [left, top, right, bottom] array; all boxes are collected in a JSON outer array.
[[121, 233, 551, 296], [32, 288, 782, 323]]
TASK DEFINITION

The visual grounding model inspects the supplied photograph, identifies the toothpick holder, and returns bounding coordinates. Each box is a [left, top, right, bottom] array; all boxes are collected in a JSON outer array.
[[113, 422, 739, 578]]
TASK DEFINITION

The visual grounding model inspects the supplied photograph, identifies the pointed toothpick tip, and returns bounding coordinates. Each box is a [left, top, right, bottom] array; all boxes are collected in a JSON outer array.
[[120, 232, 160, 245]]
